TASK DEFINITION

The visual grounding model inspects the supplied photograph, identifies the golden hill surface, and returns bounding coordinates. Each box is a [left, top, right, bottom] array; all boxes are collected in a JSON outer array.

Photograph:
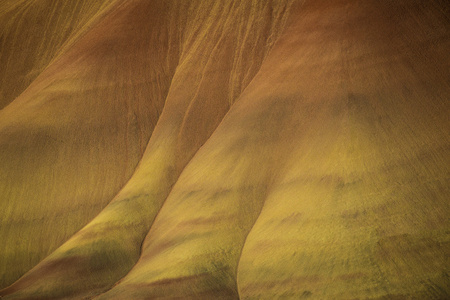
[[0, 0, 449, 299]]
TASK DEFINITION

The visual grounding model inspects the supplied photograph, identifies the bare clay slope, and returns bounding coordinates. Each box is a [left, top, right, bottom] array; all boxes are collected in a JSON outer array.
[[0, 0, 119, 109], [0, 0, 178, 289], [1, 0, 449, 299], [236, 1, 449, 298], [97, 1, 450, 299], [0, 0, 296, 298]]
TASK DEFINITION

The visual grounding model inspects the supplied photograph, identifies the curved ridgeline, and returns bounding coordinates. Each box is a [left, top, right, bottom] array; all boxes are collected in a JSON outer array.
[[0, 0, 448, 298]]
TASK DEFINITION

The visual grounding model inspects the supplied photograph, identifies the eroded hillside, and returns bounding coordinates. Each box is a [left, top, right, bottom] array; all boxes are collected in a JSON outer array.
[[0, 0, 449, 299]]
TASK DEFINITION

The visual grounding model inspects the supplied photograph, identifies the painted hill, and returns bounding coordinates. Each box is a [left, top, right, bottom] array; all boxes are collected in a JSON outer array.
[[0, 0, 449, 299]]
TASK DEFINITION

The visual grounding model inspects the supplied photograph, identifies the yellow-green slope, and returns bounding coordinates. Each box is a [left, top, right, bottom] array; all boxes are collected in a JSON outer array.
[[0, 0, 296, 298], [0, 0, 449, 299], [97, 1, 449, 299], [0, 0, 119, 109], [0, 0, 176, 289]]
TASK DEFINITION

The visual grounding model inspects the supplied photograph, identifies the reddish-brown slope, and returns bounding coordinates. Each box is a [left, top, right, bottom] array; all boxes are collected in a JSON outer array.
[[0, 0, 295, 298], [1, 0, 449, 299], [236, 1, 450, 298], [0, 0, 119, 109], [0, 0, 178, 289], [96, 1, 449, 299]]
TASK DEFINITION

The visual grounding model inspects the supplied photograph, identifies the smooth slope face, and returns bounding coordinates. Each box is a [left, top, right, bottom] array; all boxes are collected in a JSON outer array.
[[0, 0, 176, 288], [96, 1, 450, 299], [0, 0, 119, 109], [236, 1, 450, 298], [0, 0, 296, 297], [1, 0, 449, 299]]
